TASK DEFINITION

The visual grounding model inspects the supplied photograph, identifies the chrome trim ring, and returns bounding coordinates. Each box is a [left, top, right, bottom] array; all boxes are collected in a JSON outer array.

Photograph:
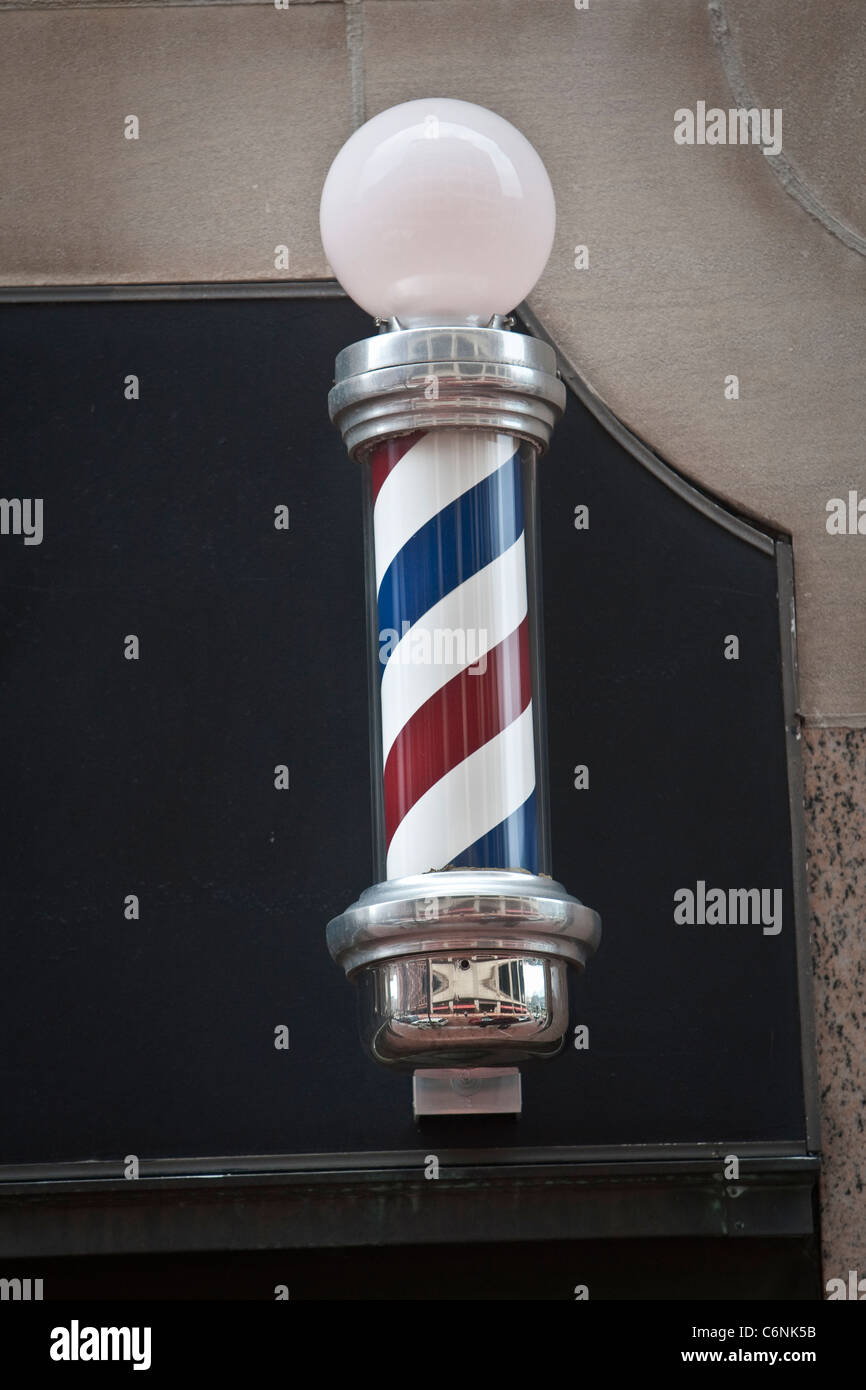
[[326, 870, 602, 978], [328, 326, 566, 459]]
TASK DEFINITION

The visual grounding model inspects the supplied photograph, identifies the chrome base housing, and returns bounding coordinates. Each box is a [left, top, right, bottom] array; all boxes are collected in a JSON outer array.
[[327, 871, 601, 1069], [358, 952, 570, 1068]]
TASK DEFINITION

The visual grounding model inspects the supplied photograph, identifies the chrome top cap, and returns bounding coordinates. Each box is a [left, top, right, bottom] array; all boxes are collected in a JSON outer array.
[[328, 324, 566, 461]]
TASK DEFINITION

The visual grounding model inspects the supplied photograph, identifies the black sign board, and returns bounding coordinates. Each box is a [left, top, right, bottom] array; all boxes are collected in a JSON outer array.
[[0, 287, 818, 1282]]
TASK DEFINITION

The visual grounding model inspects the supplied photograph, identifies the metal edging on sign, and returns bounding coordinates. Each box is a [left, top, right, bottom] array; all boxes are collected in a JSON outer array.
[[776, 539, 821, 1154], [0, 1145, 821, 1189], [0, 280, 347, 304]]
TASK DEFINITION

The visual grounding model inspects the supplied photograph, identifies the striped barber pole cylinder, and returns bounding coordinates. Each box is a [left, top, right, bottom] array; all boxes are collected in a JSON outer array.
[[370, 428, 543, 882], [326, 322, 601, 1074]]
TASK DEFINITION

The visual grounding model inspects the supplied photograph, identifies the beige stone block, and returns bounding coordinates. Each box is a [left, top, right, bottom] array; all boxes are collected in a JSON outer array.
[[0, 3, 350, 283], [719, 0, 866, 245]]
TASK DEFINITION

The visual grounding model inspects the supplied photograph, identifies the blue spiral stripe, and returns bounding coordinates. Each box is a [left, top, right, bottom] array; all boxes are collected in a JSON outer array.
[[376, 449, 523, 660], [449, 789, 538, 874]]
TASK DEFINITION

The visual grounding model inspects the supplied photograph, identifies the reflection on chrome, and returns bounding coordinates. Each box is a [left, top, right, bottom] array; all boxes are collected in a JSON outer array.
[[359, 952, 569, 1067]]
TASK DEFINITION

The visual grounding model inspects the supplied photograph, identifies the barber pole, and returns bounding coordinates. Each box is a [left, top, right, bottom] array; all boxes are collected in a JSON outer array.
[[319, 98, 601, 1086]]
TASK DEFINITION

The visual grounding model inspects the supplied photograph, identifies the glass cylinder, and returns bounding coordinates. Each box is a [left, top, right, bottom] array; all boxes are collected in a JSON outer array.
[[361, 427, 551, 884]]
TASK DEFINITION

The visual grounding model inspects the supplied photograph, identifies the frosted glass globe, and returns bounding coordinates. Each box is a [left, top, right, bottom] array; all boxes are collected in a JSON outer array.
[[319, 98, 556, 325]]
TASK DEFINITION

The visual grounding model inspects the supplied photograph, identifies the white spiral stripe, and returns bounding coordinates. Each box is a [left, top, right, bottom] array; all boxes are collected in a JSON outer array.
[[379, 533, 528, 765], [373, 430, 516, 592], [385, 702, 536, 879]]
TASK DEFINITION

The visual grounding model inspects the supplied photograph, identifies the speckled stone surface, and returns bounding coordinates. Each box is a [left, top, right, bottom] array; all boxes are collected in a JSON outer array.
[[803, 728, 866, 1283]]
